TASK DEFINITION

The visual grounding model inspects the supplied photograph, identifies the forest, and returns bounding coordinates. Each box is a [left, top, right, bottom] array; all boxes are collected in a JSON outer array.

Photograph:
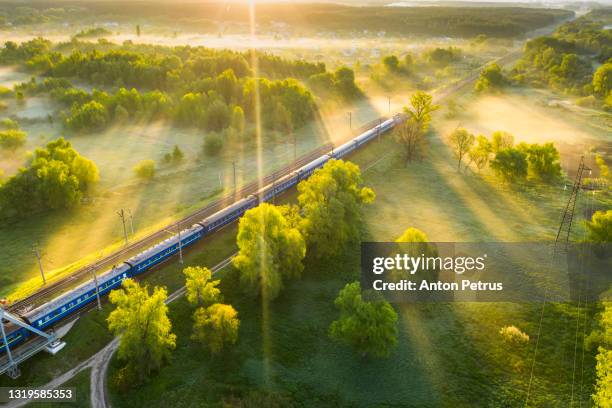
[[0, 38, 361, 136], [0, 3, 573, 38], [513, 10, 612, 108]]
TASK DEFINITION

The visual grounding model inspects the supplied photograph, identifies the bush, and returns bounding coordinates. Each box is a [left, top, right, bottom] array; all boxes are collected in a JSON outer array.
[[0, 129, 26, 150], [133, 159, 155, 179], [0, 118, 19, 130], [500, 325, 530, 344], [204, 132, 224, 156]]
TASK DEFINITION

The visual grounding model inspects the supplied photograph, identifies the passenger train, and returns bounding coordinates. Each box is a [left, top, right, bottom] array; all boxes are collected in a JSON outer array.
[[0, 116, 400, 354]]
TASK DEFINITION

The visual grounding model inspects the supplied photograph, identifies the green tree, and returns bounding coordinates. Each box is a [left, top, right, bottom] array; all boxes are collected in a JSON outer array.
[[593, 63, 612, 98], [404, 91, 439, 132], [0, 129, 26, 150], [204, 132, 224, 156], [107, 279, 176, 381], [329, 282, 398, 358], [394, 118, 424, 165], [521, 142, 562, 182], [0, 137, 98, 218], [192, 303, 240, 354], [490, 148, 528, 183], [475, 63, 506, 92], [231, 105, 245, 137], [396, 227, 428, 243], [468, 135, 492, 172], [491, 130, 514, 153], [448, 128, 475, 171], [333, 66, 362, 100], [585, 210, 612, 243], [592, 304, 612, 407], [205, 99, 230, 131], [172, 145, 184, 161], [183, 266, 221, 307], [65, 100, 109, 132], [383, 55, 400, 72], [298, 159, 375, 258], [133, 159, 155, 179], [232, 203, 306, 300]]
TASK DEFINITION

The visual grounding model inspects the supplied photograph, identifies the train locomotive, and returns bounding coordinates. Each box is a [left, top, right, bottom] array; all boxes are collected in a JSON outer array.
[[1, 116, 399, 354]]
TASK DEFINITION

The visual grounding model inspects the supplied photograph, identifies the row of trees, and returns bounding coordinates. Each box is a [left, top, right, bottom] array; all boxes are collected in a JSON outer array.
[[0, 137, 99, 219], [448, 129, 563, 183], [233, 159, 375, 300]]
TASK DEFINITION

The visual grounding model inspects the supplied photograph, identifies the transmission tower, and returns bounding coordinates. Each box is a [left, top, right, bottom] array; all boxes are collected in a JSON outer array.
[[555, 156, 591, 245]]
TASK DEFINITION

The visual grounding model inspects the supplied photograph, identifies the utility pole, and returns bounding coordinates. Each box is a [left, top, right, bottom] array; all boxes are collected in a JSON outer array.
[[32, 244, 45, 284], [348, 111, 352, 131], [91, 268, 102, 311], [117, 209, 128, 246], [388, 96, 391, 114]]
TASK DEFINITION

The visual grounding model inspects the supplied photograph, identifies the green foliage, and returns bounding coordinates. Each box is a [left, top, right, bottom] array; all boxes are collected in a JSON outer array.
[[0, 118, 18, 130], [133, 159, 155, 179], [191, 303, 239, 354], [232, 203, 306, 300], [183, 266, 221, 307], [448, 128, 475, 171], [107, 279, 176, 382], [329, 282, 398, 358], [490, 148, 528, 183], [474, 63, 506, 92], [0, 129, 26, 150], [163, 145, 184, 164], [592, 304, 612, 407], [204, 132, 224, 156], [403, 91, 439, 133], [514, 13, 611, 97], [396, 227, 428, 243], [230, 105, 245, 137], [0, 137, 98, 218], [491, 130, 514, 153], [383, 55, 400, 72], [585, 210, 612, 243], [0, 38, 51, 63], [468, 135, 492, 172], [0, 86, 11, 98], [425, 47, 460, 67], [593, 63, 612, 97], [298, 159, 374, 258], [73, 27, 112, 39], [394, 118, 425, 165], [519, 142, 562, 182], [65, 100, 109, 131], [205, 99, 230, 131]]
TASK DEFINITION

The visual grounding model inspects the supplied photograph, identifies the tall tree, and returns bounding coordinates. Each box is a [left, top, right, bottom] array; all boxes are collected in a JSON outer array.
[[448, 128, 475, 171], [232, 203, 306, 300], [395, 118, 425, 165], [184, 266, 221, 307], [192, 303, 240, 354], [107, 279, 176, 381], [329, 282, 398, 358], [404, 91, 439, 132], [297, 159, 375, 258], [490, 148, 528, 183], [468, 135, 492, 172]]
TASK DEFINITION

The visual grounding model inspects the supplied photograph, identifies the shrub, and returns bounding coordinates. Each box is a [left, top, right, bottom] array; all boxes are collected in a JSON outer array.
[[0, 129, 26, 150], [500, 325, 530, 344], [204, 132, 224, 156], [133, 159, 155, 179]]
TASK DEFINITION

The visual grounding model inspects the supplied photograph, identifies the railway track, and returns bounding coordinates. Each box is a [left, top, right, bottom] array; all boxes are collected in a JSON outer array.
[[8, 118, 386, 314]]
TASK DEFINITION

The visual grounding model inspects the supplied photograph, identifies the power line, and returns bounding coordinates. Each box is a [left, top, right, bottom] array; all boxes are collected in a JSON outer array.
[[32, 243, 46, 285]]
